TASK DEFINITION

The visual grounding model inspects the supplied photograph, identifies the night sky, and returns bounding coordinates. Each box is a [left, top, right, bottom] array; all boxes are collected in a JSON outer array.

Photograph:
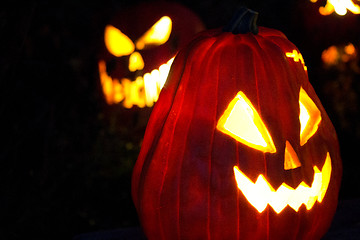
[[1, 1, 360, 239]]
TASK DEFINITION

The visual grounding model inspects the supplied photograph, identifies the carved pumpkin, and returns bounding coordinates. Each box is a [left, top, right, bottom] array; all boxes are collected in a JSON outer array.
[[132, 8, 342, 240], [98, 2, 205, 108]]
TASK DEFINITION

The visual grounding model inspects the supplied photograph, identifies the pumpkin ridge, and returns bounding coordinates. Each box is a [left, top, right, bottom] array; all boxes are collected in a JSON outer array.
[[257, 26, 287, 39], [253, 35, 297, 187], [208, 38, 226, 239], [200, 50, 218, 239], [206, 44, 219, 240], [169, 48, 205, 239], [135, 32, 211, 196], [248, 33, 273, 237], [176, 68, 202, 239], [156, 36, 219, 239], [133, 38, 200, 238], [133, 53, 184, 202], [177, 36, 226, 239], [233, 44, 242, 238], [206, 40, 225, 239]]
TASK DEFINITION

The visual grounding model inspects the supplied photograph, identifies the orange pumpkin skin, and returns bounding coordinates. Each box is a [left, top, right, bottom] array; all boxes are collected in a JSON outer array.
[[132, 13, 342, 239]]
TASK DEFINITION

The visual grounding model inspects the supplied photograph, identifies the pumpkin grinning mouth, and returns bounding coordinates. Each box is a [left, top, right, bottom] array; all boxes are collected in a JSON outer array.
[[98, 57, 174, 108], [233, 152, 332, 214]]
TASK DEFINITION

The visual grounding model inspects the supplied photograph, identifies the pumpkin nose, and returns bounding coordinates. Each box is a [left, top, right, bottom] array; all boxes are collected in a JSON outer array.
[[284, 141, 301, 170], [128, 51, 144, 72]]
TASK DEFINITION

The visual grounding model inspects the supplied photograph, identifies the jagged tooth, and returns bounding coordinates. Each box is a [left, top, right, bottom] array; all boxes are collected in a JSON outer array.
[[270, 184, 293, 213], [289, 182, 310, 211], [305, 196, 317, 210], [310, 172, 322, 198], [253, 175, 273, 213], [234, 167, 271, 213], [318, 153, 332, 202]]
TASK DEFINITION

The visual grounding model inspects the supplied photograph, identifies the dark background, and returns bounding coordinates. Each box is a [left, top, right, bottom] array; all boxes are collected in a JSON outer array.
[[1, 0, 359, 239]]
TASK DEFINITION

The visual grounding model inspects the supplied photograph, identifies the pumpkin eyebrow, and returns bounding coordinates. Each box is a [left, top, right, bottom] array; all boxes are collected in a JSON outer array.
[[104, 25, 135, 57], [135, 16, 172, 50]]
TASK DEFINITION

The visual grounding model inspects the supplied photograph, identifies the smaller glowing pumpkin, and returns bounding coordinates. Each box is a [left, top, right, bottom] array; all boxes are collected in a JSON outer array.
[[98, 2, 205, 108]]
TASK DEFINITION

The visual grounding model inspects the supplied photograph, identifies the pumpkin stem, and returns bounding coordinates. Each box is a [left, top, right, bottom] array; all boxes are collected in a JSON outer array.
[[223, 7, 259, 34]]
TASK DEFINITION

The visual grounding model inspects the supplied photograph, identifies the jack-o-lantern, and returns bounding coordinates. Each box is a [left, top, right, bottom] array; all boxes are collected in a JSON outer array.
[[132, 8, 342, 240], [98, 2, 205, 108]]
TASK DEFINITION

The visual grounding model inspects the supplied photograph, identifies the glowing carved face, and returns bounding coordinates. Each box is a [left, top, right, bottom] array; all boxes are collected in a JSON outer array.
[[97, 3, 205, 108], [217, 88, 332, 214], [99, 16, 175, 108]]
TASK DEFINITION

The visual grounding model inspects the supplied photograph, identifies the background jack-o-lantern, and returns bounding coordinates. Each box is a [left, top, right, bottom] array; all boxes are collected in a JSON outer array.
[[98, 2, 205, 108], [132, 8, 342, 239]]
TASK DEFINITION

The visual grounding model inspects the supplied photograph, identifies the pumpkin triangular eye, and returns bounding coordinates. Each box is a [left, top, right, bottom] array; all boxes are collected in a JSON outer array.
[[217, 91, 276, 153], [299, 87, 322, 146], [135, 16, 172, 50], [104, 25, 135, 57]]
